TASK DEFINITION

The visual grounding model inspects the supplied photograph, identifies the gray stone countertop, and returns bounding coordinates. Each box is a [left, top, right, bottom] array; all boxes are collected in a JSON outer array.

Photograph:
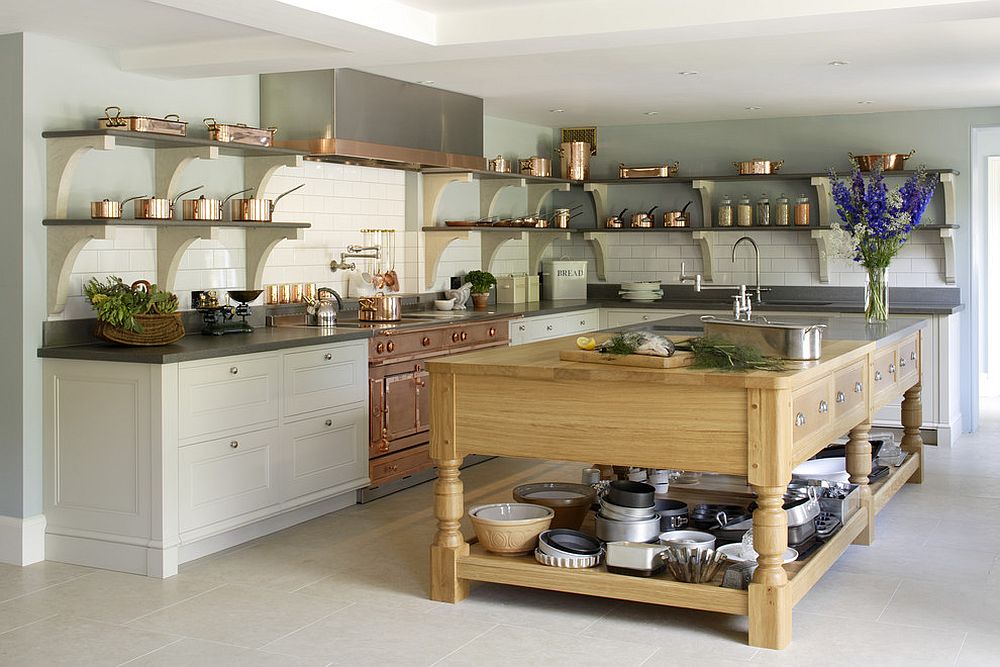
[[37, 294, 954, 364]]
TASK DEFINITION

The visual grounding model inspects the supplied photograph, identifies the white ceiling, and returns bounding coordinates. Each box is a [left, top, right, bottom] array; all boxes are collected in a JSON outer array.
[[5, 0, 1000, 126]]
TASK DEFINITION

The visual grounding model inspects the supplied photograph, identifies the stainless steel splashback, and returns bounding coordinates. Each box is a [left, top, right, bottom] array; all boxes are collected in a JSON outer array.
[[260, 69, 485, 170]]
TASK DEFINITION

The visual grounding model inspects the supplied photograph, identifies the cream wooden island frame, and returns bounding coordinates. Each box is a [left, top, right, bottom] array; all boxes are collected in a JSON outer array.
[[427, 326, 924, 650]]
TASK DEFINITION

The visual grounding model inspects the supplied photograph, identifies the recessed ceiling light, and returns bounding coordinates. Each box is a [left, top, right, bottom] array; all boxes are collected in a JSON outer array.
[[549, 108, 565, 113], [828, 60, 850, 66], [745, 106, 762, 111], [678, 71, 699, 76], [416, 80, 435, 84], [643, 111, 659, 116], [857, 100, 875, 105]]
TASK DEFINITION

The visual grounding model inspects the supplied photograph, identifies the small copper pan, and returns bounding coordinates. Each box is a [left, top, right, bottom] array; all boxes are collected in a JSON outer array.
[[230, 184, 305, 222]]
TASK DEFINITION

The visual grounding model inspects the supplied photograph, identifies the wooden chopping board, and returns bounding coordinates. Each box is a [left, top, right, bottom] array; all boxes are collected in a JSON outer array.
[[559, 349, 695, 369]]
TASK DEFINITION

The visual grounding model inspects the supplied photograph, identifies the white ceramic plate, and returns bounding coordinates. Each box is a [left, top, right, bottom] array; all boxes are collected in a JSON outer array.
[[717, 543, 798, 564], [621, 281, 661, 291], [792, 457, 850, 483]]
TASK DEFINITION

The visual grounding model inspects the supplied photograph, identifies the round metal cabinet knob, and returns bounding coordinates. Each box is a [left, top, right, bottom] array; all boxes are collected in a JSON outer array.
[[325, 419, 333, 426], [230, 440, 239, 448], [376, 343, 384, 353], [422, 336, 431, 346], [230, 367, 239, 375], [889, 363, 896, 374], [452, 332, 460, 342], [910, 351, 917, 361], [795, 412, 806, 427], [854, 381, 863, 393], [836, 391, 846, 403], [386, 341, 395, 352], [460, 331, 468, 341], [324, 353, 333, 360], [818, 400, 829, 414], [545, 325, 553, 331], [875, 370, 883, 381]]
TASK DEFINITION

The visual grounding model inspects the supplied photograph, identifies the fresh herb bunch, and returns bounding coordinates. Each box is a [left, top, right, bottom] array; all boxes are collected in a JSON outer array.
[[675, 335, 786, 372], [465, 270, 496, 294], [84, 276, 178, 333], [827, 165, 936, 269], [599, 331, 645, 355]]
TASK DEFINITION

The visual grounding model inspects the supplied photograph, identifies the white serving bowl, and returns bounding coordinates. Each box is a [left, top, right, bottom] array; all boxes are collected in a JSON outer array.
[[792, 457, 850, 483], [434, 298, 456, 311]]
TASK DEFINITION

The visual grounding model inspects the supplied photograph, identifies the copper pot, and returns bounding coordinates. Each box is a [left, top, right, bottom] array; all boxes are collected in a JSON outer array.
[[631, 206, 658, 228], [134, 185, 203, 220], [90, 195, 146, 220], [849, 150, 915, 172], [605, 208, 627, 228], [488, 154, 512, 173], [734, 159, 784, 175], [518, 157, 552, 177], [559, 141, 594, 180], [663, 201, 692, 227], [230, 184, 305, 222], [358, 295, 401, 322], [181, 188, 254, 221]]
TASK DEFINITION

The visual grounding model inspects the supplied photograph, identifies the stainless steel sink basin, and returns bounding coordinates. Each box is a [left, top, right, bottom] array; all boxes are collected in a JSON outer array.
[[700, 315, 827, 360]]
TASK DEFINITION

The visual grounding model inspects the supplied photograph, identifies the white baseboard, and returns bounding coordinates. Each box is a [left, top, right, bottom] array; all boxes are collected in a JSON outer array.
[[0, 514, 46, 566]]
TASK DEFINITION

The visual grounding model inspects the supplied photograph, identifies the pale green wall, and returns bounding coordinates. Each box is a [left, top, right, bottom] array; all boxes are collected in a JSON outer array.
[[0, 33, 25, 519]]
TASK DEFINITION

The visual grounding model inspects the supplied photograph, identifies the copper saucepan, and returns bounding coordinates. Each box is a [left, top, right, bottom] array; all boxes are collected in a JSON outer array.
[[734, 159, 783, 175], [605, 208, 627, 229], [90, 195, 146, 220], [518, 157, 552, 177], [358, 294, 402, 322], [230, 184, 305, 222], [134, 185, 204, 220], [631, 206, 658, 228], [848, 150, 915, 172], [181, 188, 254, 221]]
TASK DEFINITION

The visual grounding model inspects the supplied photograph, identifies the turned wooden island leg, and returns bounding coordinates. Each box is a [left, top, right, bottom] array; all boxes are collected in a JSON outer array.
[[430, 458, 469, 603], [749, 484, 791, 650], [901, 383, 923, 484], [846, 420, 875, 545]]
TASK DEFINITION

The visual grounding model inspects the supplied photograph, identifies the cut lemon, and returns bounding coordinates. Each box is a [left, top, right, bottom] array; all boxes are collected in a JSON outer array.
[[576, 336, 597, 351]]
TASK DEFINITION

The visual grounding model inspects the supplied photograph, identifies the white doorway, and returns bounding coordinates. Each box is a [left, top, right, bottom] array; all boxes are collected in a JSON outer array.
[[984, 156, 1000, 397]]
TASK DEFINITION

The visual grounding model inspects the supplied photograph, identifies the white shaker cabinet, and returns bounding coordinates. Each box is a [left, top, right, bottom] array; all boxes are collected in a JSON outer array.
[[509, 309, 600, 345], [43, 339, 369, 578]]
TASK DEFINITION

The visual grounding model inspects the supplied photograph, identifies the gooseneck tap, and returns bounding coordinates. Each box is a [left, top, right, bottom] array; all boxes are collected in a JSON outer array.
[[732, 236, 764, 304]]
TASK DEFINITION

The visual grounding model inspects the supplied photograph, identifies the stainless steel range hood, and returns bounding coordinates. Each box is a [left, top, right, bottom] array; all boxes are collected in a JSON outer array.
[[260, 69, 485, 170]]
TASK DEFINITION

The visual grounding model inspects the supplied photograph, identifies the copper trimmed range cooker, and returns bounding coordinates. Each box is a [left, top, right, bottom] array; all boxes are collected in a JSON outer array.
[[358, 316, 512, 502]]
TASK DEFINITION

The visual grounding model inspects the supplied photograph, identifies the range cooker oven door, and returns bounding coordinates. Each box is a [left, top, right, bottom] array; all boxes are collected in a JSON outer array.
[[370, 360, 431, 457]]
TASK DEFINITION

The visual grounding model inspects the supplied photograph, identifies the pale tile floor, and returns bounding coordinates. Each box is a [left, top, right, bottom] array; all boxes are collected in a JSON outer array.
[[2, 405, 999, 666]]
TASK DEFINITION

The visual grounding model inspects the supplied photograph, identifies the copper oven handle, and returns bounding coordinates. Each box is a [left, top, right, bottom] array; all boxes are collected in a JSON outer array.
[[387, 341, 395, 352]]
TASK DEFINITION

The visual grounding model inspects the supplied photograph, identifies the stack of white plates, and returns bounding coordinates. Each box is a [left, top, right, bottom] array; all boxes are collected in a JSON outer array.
[[619, 281, 663, 303]]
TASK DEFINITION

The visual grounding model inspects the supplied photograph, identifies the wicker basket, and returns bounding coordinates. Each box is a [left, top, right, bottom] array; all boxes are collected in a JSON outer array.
[[95, 313, 185, 346]]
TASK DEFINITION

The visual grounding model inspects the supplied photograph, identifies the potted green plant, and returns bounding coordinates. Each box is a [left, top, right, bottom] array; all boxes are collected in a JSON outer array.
[[84, 276, 184, 346], [465, 270, 496, 309]]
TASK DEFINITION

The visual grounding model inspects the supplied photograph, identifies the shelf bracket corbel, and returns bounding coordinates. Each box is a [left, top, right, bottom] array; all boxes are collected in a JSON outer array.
[[47, 224, 115, 314], [245, 226, 305, 290], [811, 229, 836, 284], [582, 231, 609, 281], [527, 182, 570, 214], [691, 180, 716, 228], [424, 230, 471, 289], [154, 146, 219, 199], [939, 228, 956, 284], [583, 183, 608, 223], [155, 225, 220, 293], [244, 154, 304, 196], [479, 177, 526, 219], [811, 176, 833, 228], [527, 231, 572, 276], [46, 135, 116, 218], [422, 173, 473, 226], [691, 230, 717, 283], [939, 172, 956, 227], [481, 231, 527, 274]]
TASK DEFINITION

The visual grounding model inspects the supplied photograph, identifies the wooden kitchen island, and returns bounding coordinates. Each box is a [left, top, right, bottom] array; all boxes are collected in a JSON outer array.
[[426, 316, 926, 649]]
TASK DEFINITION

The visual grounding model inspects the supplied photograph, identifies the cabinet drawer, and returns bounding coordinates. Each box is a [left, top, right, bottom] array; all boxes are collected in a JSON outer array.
[[563, 309, 599, 334], [872, 348, 898, 400], [179, 427, 281, 532], [896, 334, 920, 385], [369, 445, 433, 486], [792, 378, 832, 442], [833, 360, 867, 420], [179, 356, 279, 440], [285, 408, 367, 500], [524, 315, 565, 341], [448, 320, 509, 348], [370, 328, 446, 360], [283, 343, 366, 417]]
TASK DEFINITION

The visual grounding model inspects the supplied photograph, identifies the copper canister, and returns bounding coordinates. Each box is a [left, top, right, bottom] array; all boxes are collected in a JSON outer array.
[[559, 141, 594, 180]]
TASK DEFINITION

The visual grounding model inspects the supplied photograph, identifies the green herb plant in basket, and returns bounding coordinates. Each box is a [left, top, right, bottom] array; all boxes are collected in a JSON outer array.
[[84, 276, 185, 346]]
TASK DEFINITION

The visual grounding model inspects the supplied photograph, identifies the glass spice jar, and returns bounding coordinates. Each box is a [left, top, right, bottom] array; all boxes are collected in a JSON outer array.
[[794, 193, 810, 226], [736, 194, 752, 227], [756, 193, 771, 226], [775, 193, 791, 226], [717, 195, 734, 227]]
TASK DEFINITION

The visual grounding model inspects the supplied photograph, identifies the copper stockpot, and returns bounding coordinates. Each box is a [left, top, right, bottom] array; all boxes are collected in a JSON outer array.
[[358, 294, 402, 322], [518, 156, 552, 177], [181, 188, 254, 221], [230, 184, 305, 222], [90, 195, 146, 220], [734, 159, 784, 175], [133, 185, 203, 220], [559, 141, 595, 180], [849, 150, 915, 172], [488, 155, 512, 173]]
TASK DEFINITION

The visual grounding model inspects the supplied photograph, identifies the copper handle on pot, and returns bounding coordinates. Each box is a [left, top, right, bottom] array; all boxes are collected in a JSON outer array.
[[222, 187, 254, 207], [171, 185, 204, 208], [164, 114, 181, 122], [104, 106, 124, 127]]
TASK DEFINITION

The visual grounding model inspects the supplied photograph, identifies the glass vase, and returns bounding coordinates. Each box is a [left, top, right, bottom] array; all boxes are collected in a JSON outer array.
[[864, 266, 889, 323]]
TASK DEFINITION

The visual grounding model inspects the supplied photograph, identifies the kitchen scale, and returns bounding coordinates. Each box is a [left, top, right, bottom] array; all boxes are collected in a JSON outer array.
[[197, 289, 263, 336]]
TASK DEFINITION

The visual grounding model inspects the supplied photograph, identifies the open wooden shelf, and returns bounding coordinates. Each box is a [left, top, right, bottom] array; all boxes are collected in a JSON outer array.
[[44, 218, 310, 229], [588, 169, 959, 184], [871, 451, 920, 514], [42, 129, 306, 157]]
